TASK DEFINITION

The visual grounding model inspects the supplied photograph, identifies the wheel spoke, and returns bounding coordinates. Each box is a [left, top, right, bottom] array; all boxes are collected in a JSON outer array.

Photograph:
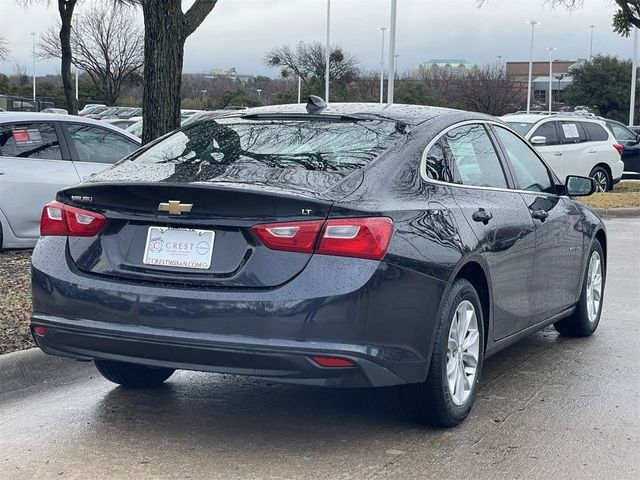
[[462, 329, 479, 351]]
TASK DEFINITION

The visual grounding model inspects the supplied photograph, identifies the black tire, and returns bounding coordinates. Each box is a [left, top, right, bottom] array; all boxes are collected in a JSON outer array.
[[401, 279, 484, 427], [589, 166, 611, 192], [554, 240, 605, 337], [94, 360, 175, 388]]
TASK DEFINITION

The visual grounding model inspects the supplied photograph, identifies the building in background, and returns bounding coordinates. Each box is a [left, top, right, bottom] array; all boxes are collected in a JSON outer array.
[[417, 59, 474, 76], [506, 60, 584, 107], [200, 67, 253, 83]]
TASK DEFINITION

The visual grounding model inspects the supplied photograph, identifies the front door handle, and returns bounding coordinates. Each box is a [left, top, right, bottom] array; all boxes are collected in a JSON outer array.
[[531, 209, 549, 221], [588, 149, 597, 154], [472, 208, 493, 224], [553, 152, 563, 156]]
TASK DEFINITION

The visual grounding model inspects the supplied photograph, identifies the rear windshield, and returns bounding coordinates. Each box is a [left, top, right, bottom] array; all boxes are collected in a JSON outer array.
[[505, 121, 533, 136], [132, 118, 399, 172]]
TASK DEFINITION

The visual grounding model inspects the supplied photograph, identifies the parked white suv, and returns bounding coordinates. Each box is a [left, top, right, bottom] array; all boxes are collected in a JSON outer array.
[[501, 114, 624, 191]]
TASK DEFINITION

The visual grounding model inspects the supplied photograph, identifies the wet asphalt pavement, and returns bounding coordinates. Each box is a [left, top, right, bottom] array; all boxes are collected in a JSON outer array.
[[1, 219, 638, 480]]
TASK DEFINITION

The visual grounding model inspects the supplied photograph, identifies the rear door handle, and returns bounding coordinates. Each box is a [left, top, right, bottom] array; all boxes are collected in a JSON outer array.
[[531, 209, 549, 221], [553, 152, 563, 156], [471, 208, 493, 224], [588, 149, 597, 154]]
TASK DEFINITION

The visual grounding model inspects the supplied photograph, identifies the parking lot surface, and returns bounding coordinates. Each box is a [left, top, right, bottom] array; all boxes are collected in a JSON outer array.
[[1, 219, 638, 480]]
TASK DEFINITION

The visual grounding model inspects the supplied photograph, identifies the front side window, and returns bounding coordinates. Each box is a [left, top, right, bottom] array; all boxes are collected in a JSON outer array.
[[494, 126, 555, 194], [0, 123, 62, 160], [66, 124, 138, 164], [531, 122, 560, 146]]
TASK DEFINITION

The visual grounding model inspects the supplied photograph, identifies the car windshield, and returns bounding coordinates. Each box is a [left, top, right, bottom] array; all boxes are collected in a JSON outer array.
[[95, 118, 402, 190], [505, 121, 534, 136], [134, 118, 400, 171]]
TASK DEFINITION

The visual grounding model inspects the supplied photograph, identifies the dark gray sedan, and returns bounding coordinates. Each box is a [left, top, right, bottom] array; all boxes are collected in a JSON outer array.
[[30, 101, 606, 426]]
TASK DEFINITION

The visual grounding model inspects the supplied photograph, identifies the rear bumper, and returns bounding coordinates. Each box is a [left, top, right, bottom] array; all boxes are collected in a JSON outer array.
[[31, 237, 447, 388]]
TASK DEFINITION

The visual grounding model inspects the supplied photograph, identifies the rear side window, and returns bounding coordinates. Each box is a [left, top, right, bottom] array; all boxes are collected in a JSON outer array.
[[582, 122, 609, 142], [531, 122, 560, 146], [424, 123, 508, 189], [0, 123, 62, 160], [608, 122, 636, 142], [559, 121, 588, 144], [65, 124, 138, 164]]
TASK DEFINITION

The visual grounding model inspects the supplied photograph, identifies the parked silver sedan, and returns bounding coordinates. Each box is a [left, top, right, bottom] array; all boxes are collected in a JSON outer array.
[[0, 112, 141, 249]]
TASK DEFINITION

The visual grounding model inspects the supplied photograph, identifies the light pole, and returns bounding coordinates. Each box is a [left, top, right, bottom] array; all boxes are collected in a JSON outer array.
[[325, 0, 331, 102], [630, 27, 638, 126], [256, 88, 262, 101], [387, 0, 398, 104], [378, 27, 388, 104], [200, 89, 207, 108], [547, 47, 557, 114], [297, 75, 302, 104], [526, 20, 540, 114], [75, 67, 79, 102], [589, 25, 596, 60], [31, 32, 37, 103]]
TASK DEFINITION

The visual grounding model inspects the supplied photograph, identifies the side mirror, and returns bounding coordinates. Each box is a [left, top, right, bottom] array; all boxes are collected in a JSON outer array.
[[530, 136, 547, 145], [565, 175, 596, 197]]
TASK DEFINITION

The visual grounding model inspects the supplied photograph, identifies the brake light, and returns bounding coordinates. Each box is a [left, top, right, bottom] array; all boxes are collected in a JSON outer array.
[[251, 217, 393, 261], [40, 201, 106, 237], [613, 143, 624, 155]]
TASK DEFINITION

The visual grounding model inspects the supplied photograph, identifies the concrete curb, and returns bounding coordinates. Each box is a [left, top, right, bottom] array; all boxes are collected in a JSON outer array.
[[0, 348, 93, 396], [592, 207, 640, 218]]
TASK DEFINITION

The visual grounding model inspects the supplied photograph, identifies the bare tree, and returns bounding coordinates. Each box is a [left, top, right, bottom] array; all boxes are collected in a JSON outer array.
[[539, 1, 640, 36], [0, 34, 10, 62], [265, 41, 359, 91], [17, 0, 79, 114], [13, 63, 29, 88], [451, 64, 525, 116], [117, 0, 219, 144], [39, 2, 144, 106]]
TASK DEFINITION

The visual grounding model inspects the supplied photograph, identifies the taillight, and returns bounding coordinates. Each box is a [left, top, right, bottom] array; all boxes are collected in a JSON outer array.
[[251, 220, 323, 254], [251, 217, 393, 261], [40, 201, 106, 237], [311, 356, 355, 368], [613, 143, 624, 155]]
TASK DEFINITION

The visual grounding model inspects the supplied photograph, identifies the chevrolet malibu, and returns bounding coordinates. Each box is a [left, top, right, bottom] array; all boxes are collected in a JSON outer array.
[[31, 101, 606, 426]]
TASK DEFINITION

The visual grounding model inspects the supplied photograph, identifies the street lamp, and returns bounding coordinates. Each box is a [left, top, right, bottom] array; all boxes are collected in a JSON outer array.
[[256, 88, 262, 100], [30, 32, 37, 103], [526, 20, 540, 114], [589, 25, 596, 60], [200, 89, 207, 108], [325, 0, 331, 102], [387, 0, 398, 104], [547, 47, 557, 114], [630, 27, 638, 126], [378, 27, 388, 104]]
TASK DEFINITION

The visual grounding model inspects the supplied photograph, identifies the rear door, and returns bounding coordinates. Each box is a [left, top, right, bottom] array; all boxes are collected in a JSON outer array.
[[492, 125, 584, 322], [0, 121, 80, 240], [62, 122, 139, 180], [429, 123, 537, 340]]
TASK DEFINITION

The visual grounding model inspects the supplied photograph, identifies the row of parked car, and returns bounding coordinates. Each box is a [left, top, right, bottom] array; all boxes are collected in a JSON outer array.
[[0, 106, 638, 250]]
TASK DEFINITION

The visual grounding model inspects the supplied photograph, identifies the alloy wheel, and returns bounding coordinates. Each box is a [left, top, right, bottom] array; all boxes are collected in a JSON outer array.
[[446, 300, 480, 406], [585, 251, 603, 323], [592, 171, 608, 192]]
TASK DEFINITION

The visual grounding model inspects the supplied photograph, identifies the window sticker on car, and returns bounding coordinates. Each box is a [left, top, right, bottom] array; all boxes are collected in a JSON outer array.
[[12, 128, 43, 145], [562, 123, 580, 138]]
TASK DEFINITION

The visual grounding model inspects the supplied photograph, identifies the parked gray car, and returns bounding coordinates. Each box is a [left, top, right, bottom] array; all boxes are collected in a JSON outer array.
[[0, 112, 140, 249]]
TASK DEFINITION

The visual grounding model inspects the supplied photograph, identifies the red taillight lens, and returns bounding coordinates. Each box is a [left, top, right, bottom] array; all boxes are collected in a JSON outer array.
[[317, 217, 393, 261], [613, 143, 624, 155], [311, 356, 355, 368], [40, 201, 106, 237], [252, 217, 393, 260], [251, 220, 323, 254], [32, 326, 48, 336]]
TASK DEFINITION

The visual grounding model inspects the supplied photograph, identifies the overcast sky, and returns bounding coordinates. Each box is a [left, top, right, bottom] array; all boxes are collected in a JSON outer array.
[[0, 0, 636, 77]]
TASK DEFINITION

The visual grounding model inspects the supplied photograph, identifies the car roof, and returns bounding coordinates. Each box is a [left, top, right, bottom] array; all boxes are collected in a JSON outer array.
[[0, 111, 141, 142], [228, 102, 462, 126], [502, 113, 606, 125]]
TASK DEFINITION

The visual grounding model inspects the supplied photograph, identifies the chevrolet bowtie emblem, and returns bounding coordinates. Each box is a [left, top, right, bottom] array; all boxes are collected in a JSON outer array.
[[158, 200, 193, 215]]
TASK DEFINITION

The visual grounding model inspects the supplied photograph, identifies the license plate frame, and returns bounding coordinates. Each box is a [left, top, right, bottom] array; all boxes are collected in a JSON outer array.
[[143, 226, 215, 270]]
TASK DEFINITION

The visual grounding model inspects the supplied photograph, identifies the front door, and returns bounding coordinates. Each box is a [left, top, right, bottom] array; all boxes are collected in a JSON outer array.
[[492, 125, 584, 324]]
